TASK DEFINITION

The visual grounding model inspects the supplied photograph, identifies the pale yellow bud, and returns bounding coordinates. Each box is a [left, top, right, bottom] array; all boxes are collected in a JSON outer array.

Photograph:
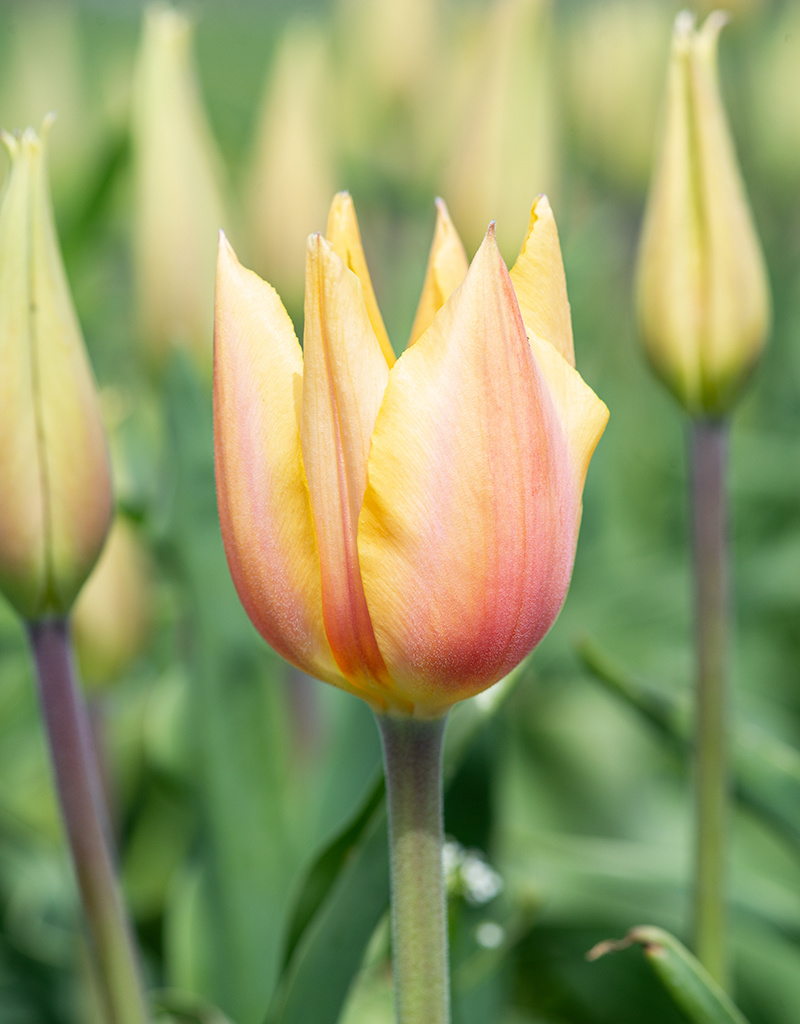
[[72, 517, 152, 689], [636, 12, 770, 417], [245, 21, 336, 311], [443, 0, 558, 259], [0, 124, 113, 620], [132, 4, 229, 372]]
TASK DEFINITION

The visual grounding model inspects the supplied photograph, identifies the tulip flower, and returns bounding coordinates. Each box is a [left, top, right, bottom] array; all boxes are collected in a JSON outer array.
[[0, 125, 150, 1023], [0, 124, 113, 621], [73, 516, 152, 689], [636, 11, 772, 988], [565, 0, 671, 192], [214, 191, 606, 1022], [636, 10, 770, 418], [132, 4, 229, 372], [443, 0, 559, 258], [214, 192, 607, 719], [245, 20, 336, 312]]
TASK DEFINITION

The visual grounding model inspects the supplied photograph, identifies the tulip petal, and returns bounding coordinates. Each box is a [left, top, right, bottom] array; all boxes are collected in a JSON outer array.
[[302, 234, 401, 710], [359, 226, 579, 717], [325, 191, 396, 367], [509, 195, 575, 367], [0, 133, 47, 613], [213, 233, 342, 686], [30, 131, 112, 613], [527, 330, 609, 494], [408, 198, 469, 347]]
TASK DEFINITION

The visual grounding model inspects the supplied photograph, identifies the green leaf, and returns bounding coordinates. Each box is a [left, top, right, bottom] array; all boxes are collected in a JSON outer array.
[[588, 926, 751, 1024], [577, 638, 800, 852], [278, 771, 385, 974]]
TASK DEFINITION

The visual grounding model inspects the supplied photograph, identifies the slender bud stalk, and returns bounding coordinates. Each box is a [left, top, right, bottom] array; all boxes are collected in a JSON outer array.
[[689, 419, 730, 987], [27, 619, 150, 1024], [376, 713, 450, 1024]]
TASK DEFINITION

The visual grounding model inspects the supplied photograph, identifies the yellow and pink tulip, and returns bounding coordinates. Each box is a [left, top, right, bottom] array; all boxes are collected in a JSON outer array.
[[214, 193, 607, 719]]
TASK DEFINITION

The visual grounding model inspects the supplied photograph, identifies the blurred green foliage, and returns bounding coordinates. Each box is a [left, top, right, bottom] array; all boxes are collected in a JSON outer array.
[[0, 0, 799, 1022]]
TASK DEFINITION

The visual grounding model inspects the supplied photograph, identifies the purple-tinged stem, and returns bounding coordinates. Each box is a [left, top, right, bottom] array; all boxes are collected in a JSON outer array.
[[27, 618, 150, 1024], [689, 418, 730, 988]]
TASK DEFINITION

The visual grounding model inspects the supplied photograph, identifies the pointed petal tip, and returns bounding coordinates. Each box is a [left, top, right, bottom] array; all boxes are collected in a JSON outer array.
[[1, 130, 17, 156], [674, 9, 696, 36], [306, 230, 328, 256], [217, 230, 239, 270], [532, 193, 552, 215]]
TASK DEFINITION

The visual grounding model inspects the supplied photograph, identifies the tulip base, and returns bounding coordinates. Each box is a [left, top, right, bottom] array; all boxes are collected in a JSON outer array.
[[376, 712, 450, 1024], [28, 619, 151, 1024]]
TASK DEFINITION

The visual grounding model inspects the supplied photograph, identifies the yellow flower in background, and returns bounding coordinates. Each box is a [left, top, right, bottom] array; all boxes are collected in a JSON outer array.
[[214, 193, 607, 718], [636, 11, 770, 417], [443, 0, 558, 258], [334, 0, 443, 181], [245, 20, 336, 312], [132, 4, 229, 372], [565, 0, 671, 192], [0, 125, 112, 620], [72, 517, 152, 689]]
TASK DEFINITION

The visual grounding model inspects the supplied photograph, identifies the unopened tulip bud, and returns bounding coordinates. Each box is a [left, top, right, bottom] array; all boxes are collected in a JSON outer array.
[[132, 4, 229, 371], [246, 21, 336, 311], [636, 11, 770, 417], [72, 517, 152, 688], [0, 125, 113, 620], [444, 0, 558, 258]]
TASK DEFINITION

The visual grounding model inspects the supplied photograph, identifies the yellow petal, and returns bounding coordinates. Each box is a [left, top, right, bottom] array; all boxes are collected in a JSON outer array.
[[359, 226, 579, 718], [527, 331, 609, 494], [407, 197, 469, 347], [301, 234, 401, 711], [325, 191, 396, 366], [509, 194, 575, 366], [213, 233, 341, 686], [0, 126, 112, 619]]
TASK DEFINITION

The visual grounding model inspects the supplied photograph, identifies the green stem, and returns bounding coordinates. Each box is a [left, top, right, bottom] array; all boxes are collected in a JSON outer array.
[[689, 419, 730, 987], [27, 619, 151, 1024], [376, 712, 450, 1024]]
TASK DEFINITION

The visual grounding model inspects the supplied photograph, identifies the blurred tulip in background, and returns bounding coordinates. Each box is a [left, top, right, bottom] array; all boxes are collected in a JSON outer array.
[[443, 0, 558, 259], [73, 517, 152, 690], [245, 20, 337, 313], [132, 4, 229, 373], [564, 0, 671, 194]]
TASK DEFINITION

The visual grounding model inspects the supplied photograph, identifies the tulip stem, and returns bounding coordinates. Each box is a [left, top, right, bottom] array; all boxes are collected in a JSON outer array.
[[27, 619, 151, 1024], [376, 712, 450, 1024], [689, 419, 730, 988]]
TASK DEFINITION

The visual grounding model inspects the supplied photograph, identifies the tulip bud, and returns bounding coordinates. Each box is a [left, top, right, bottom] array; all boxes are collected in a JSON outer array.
[[565, 0, 671, 192], [0, 125, 113, 620], [132, 4, 229, 372], [443, 0, 558, 258], [636, 11, 770, 417], [72, 517, 152, 689], [245, 21, 336, 312]]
